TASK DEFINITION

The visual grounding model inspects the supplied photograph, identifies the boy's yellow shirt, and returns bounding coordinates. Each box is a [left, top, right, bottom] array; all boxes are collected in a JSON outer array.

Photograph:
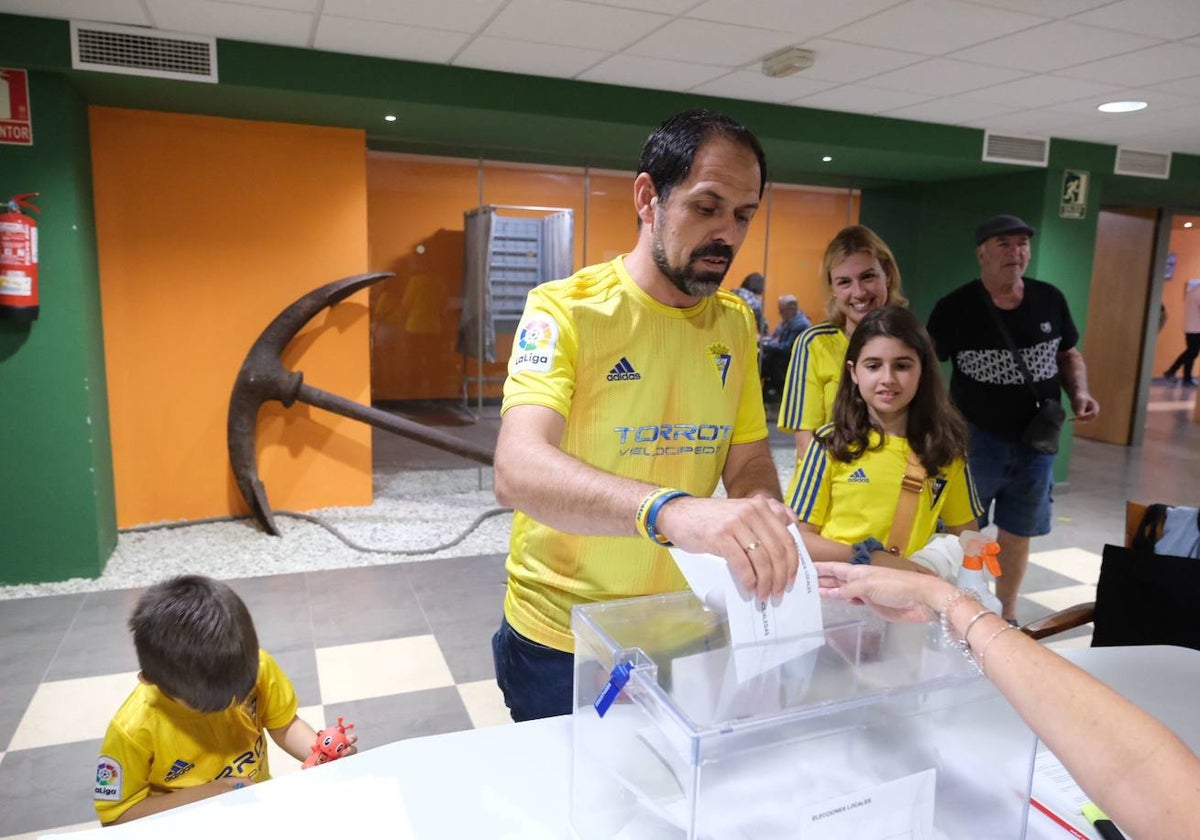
[[94, 649, 298, 824]]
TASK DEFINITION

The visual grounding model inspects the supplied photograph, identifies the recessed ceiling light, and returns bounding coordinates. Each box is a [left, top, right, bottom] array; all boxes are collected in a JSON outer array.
[[1097, 100, 1147, 113], [822, 155, 833, 163], [384, 114, 397, 122], [1186, 222, 1194, 229]]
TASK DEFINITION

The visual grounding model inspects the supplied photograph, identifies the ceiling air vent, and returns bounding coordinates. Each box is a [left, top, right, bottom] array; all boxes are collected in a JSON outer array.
[[982, 131, 1049, 167], [1114, 147, 1171, 179], [70, 20, 217, 83]]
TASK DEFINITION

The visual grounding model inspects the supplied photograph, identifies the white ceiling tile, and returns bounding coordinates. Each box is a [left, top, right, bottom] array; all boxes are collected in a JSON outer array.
[[949, 20, 1161, 72], [578, 54, 728, 91], [1057, 42, 1200, 87], [966, 74, 1120, 108], [0, 0, 150, 26], [454, 35, 609, 77], [146, 0, 313, 46], [314, 16, 469, 63], [586, 0, 697, 13], [1073, 0, 1200, 41], [880, 95, 1019, 124], [794, 85, 934, 115], [220, 0, 318, 11], [1148, 75, 1200, 98], [864, 58, 1027, 96], [1054, 86, 1199, 115], [966, 109, 1094, 136], [960, 0, 1113, 15], [322, 0, 505, 33], [825, 0, 1047, 55], [794, 39, 925, 83], [686, 0, 906, 39], [484, 0, 670, 51], [690, 70, 835, 104], [624, 18, 804, 67]]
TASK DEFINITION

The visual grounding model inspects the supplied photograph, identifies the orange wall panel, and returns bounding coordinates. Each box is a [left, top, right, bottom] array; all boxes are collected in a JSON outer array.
[[90, 108, 370, 527], [764, 187, 858, 329], [367, 155, 481, 401]]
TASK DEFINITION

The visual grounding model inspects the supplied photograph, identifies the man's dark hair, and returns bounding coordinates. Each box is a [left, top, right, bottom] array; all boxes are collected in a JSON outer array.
[[130, 575, 259, 712], [638, 109, 767, 206]]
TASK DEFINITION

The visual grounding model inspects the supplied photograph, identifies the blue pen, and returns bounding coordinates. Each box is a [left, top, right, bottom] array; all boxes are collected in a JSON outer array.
[[1081, 803, 1127, 840]]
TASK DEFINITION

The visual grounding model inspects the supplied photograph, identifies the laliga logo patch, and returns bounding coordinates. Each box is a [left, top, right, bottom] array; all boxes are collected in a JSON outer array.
[[512, 316, 558, 373], [94, 756, 122, 801], [707, 342, 732, 388]]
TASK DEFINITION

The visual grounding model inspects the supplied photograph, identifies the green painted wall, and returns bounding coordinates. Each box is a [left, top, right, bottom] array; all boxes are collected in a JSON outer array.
[[0, 72, 117, 583]]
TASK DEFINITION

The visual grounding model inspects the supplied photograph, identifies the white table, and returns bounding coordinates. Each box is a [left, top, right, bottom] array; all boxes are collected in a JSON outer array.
[[47, 645, 1200, 839]]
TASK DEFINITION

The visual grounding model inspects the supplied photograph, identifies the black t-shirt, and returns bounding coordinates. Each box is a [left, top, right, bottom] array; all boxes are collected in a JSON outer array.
[[926, 278, 1078, 440]]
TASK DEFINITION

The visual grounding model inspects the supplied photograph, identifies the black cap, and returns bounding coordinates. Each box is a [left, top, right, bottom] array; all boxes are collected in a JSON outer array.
[[975, 214, 1035, 245]]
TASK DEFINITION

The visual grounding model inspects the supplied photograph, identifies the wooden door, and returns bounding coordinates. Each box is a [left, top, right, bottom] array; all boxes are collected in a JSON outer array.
[[1076, 208, 1158, 444]]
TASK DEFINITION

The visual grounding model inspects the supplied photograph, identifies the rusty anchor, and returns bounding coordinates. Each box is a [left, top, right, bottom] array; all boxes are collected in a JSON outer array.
[[228, 272, 495, 535]]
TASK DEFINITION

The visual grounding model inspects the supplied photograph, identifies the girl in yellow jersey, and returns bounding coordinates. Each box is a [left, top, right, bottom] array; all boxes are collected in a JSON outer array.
[[788, 306, 983, 574], [777, 226, 908, 457]]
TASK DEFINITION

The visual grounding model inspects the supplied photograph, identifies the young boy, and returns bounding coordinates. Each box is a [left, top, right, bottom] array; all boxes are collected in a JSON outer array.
[[93, 574, 354, 824]]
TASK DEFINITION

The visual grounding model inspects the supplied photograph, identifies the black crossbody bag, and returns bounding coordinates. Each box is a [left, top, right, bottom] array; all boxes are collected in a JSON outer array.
[[981, 286, 1066, 454]]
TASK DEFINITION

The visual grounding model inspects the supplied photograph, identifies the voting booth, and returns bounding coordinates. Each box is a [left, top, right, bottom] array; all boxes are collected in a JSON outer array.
[[571, 592, 1037, 839]]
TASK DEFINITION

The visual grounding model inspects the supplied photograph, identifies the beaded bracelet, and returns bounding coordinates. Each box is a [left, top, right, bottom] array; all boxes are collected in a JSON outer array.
[[937, 588, 983, 668], [977, 625, 1018, 676]]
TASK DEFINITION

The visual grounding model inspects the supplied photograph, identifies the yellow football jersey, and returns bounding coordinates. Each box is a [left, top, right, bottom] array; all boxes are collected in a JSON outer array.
[[777, 323, 848, 433], [94, 649, 298, 824], [788, 429, 983, 557], [501, 256, 767, 651]]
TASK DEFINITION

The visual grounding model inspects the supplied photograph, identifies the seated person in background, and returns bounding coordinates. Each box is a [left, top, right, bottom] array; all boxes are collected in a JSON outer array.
[[778, 225, 906, 457], [760, 294, 811, 398], [734, 271, 768, 337], [816, 561, 1200, 840], [789, 306, 983, 578], [94, 575, 356, 825]]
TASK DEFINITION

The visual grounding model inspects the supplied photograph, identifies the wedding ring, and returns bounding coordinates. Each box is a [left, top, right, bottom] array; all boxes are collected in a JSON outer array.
[[744, 541, 760, 552]]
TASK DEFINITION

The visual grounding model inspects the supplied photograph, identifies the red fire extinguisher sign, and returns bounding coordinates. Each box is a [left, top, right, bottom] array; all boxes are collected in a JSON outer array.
[[0, 68, 33, 146]]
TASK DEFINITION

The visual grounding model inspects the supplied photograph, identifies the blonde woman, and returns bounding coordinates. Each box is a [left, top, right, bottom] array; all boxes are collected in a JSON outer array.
[[777, 225, 908, 456]]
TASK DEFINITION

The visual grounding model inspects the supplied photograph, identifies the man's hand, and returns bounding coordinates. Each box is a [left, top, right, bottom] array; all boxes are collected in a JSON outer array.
[[654, 496, 798, 602], [1069, 391, 1099, 422]]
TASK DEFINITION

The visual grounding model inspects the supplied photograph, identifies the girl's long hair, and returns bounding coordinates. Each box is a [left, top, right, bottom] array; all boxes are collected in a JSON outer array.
[[825, 306, 967, 474], [822, 225, 908, 329]]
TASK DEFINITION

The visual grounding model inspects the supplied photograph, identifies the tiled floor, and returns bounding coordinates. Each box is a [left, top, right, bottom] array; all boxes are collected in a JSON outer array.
[[2, 387, 1197, 839]]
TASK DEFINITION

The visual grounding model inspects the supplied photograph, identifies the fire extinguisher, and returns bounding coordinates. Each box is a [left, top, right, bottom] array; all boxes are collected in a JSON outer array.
[[0, 192, 40, 321]]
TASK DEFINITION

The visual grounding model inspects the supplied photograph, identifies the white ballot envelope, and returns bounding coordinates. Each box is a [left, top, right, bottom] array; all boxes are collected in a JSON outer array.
[[670, 524, 824, 682]]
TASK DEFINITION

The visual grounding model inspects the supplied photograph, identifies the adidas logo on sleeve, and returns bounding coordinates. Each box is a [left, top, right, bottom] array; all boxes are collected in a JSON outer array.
[[847, 468, 869, 483], [607, 357, 642, 381]]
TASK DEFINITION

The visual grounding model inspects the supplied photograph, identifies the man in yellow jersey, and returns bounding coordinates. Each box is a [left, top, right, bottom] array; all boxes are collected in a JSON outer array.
[[491, 110, 800, 721]]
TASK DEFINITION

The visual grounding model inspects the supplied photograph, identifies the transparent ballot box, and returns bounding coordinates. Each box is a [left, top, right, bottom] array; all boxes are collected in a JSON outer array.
[[570, 592, 1036, 840]]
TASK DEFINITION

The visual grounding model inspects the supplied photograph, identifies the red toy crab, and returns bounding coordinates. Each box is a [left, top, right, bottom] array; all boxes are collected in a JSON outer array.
[[302, 717, 356, 769]]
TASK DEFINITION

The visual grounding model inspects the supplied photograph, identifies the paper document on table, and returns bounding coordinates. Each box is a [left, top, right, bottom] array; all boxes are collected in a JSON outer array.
[[669, 524, 823, 682], [1031, 749, 1099, 838]]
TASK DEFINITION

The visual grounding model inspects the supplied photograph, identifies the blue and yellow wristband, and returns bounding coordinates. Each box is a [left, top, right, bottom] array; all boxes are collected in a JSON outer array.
[[635, 487, 691, 546]]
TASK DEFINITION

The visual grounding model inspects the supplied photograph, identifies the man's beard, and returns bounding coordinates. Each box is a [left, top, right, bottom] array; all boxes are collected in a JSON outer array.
[[651, 236, 734, 298]]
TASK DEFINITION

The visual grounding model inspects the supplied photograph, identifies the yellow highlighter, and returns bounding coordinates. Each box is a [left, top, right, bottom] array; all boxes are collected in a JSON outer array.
[[1081, 804, 1127, 840]]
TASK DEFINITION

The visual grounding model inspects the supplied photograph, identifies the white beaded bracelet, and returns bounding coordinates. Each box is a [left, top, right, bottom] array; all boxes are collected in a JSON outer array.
[[937, 588, 983, 669]]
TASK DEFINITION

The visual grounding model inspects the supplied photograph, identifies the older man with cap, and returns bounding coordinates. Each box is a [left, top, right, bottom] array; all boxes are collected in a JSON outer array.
[[926, 214, 1099, 623]]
